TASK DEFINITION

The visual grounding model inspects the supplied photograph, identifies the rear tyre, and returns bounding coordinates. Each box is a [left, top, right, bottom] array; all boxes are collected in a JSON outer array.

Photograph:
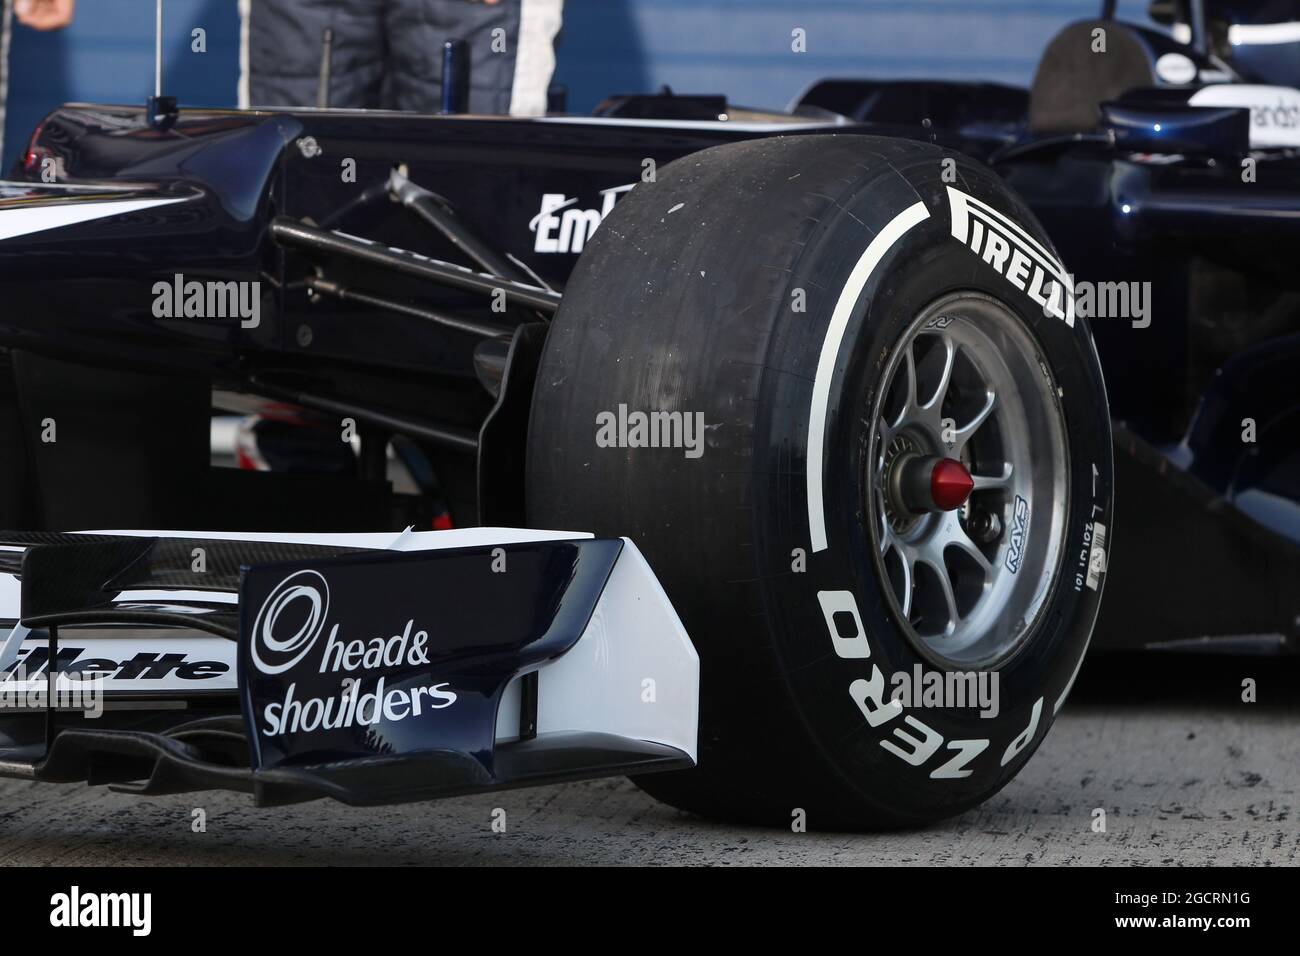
[[527, 135, 1113, 828]]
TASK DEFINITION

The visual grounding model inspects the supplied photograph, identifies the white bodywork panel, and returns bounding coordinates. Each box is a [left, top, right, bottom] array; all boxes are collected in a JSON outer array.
[[1188, 84, 1300, 148]]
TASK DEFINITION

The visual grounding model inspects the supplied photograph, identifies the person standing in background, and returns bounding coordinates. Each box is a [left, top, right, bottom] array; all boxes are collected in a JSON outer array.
[[12, 0, 73, 31], [246, 0, 562, 116], [8, 0, 562, 115], [2, 0, 76, 165]]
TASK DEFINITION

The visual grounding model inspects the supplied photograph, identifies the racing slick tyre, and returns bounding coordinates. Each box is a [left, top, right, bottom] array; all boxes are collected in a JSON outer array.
[[526, 134, 1113, 828]]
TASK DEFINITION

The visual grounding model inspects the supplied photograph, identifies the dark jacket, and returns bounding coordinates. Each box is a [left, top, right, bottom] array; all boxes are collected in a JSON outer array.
[[248, 0, 542, 114]]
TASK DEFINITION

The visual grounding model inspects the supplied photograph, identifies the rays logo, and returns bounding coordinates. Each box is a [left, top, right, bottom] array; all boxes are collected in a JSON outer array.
[[1005, 495, 1030, 574], [250, 570, 329, 675], [947, 186, 1075, 327]]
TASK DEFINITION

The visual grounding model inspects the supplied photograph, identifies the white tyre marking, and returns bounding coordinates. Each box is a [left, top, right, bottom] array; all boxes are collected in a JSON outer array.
[[1000, 695, 1043, 767], [0, 197, 188, 242], [807, 200, 930, 553], [947, 186, 1075, 326], [1053, 643, 1088, 716], [880, 714, 943, 766], [817, 589, 871, 659], [931, 737, 990, 779]]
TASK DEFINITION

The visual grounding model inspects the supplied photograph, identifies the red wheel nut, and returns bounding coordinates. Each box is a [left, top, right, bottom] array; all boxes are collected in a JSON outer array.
[[930, 458, 975, 511]]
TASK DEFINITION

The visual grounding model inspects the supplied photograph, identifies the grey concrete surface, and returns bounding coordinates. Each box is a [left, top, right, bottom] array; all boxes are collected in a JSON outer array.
[[0, 658, 1294, 866]]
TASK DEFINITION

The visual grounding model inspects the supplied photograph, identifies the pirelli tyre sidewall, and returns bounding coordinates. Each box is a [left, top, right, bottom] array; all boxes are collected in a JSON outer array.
[[761, 148, 1113, 820]]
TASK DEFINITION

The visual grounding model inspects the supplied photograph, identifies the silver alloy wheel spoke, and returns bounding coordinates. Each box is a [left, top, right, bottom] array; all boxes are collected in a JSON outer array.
[[950, 387, 996, 456], [919, 335, 956, 423], [891, 541, 914, 619], [932, 511, 993, 578], [917, 556, 960, 637], [912, 513, 990, 634], [971, 462, 1014, 491], [891, 344, 918, 430]]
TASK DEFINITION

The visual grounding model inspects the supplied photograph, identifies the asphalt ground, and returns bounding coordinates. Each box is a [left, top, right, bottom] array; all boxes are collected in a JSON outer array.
[[0, 654, 1294, 866]]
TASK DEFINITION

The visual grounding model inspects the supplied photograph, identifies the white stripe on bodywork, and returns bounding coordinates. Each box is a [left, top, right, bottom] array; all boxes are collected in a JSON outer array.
[[0, 197, 188, 242], [510, 0, 564, 117], [113, 590, 239, 605], [807, 201, 930, 553], [83, 526, 591, 550], [1229, 22, 1300, 46], [534, 116, 837, 132]]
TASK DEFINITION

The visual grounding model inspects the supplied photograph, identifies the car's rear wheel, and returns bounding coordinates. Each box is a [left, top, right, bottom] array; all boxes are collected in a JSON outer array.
[[527, 134, 1113, 828]]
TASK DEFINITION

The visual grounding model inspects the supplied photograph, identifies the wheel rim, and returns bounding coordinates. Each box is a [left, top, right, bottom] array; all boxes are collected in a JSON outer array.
[[866, 292, 1069, 669]]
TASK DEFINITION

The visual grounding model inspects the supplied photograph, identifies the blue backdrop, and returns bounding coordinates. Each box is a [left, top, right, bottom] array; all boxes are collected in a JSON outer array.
[[2, 0, 1156, 171]]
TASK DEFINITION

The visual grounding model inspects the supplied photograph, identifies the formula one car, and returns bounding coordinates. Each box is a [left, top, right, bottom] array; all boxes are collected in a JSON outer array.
[[0, 0, 1294, 828]]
